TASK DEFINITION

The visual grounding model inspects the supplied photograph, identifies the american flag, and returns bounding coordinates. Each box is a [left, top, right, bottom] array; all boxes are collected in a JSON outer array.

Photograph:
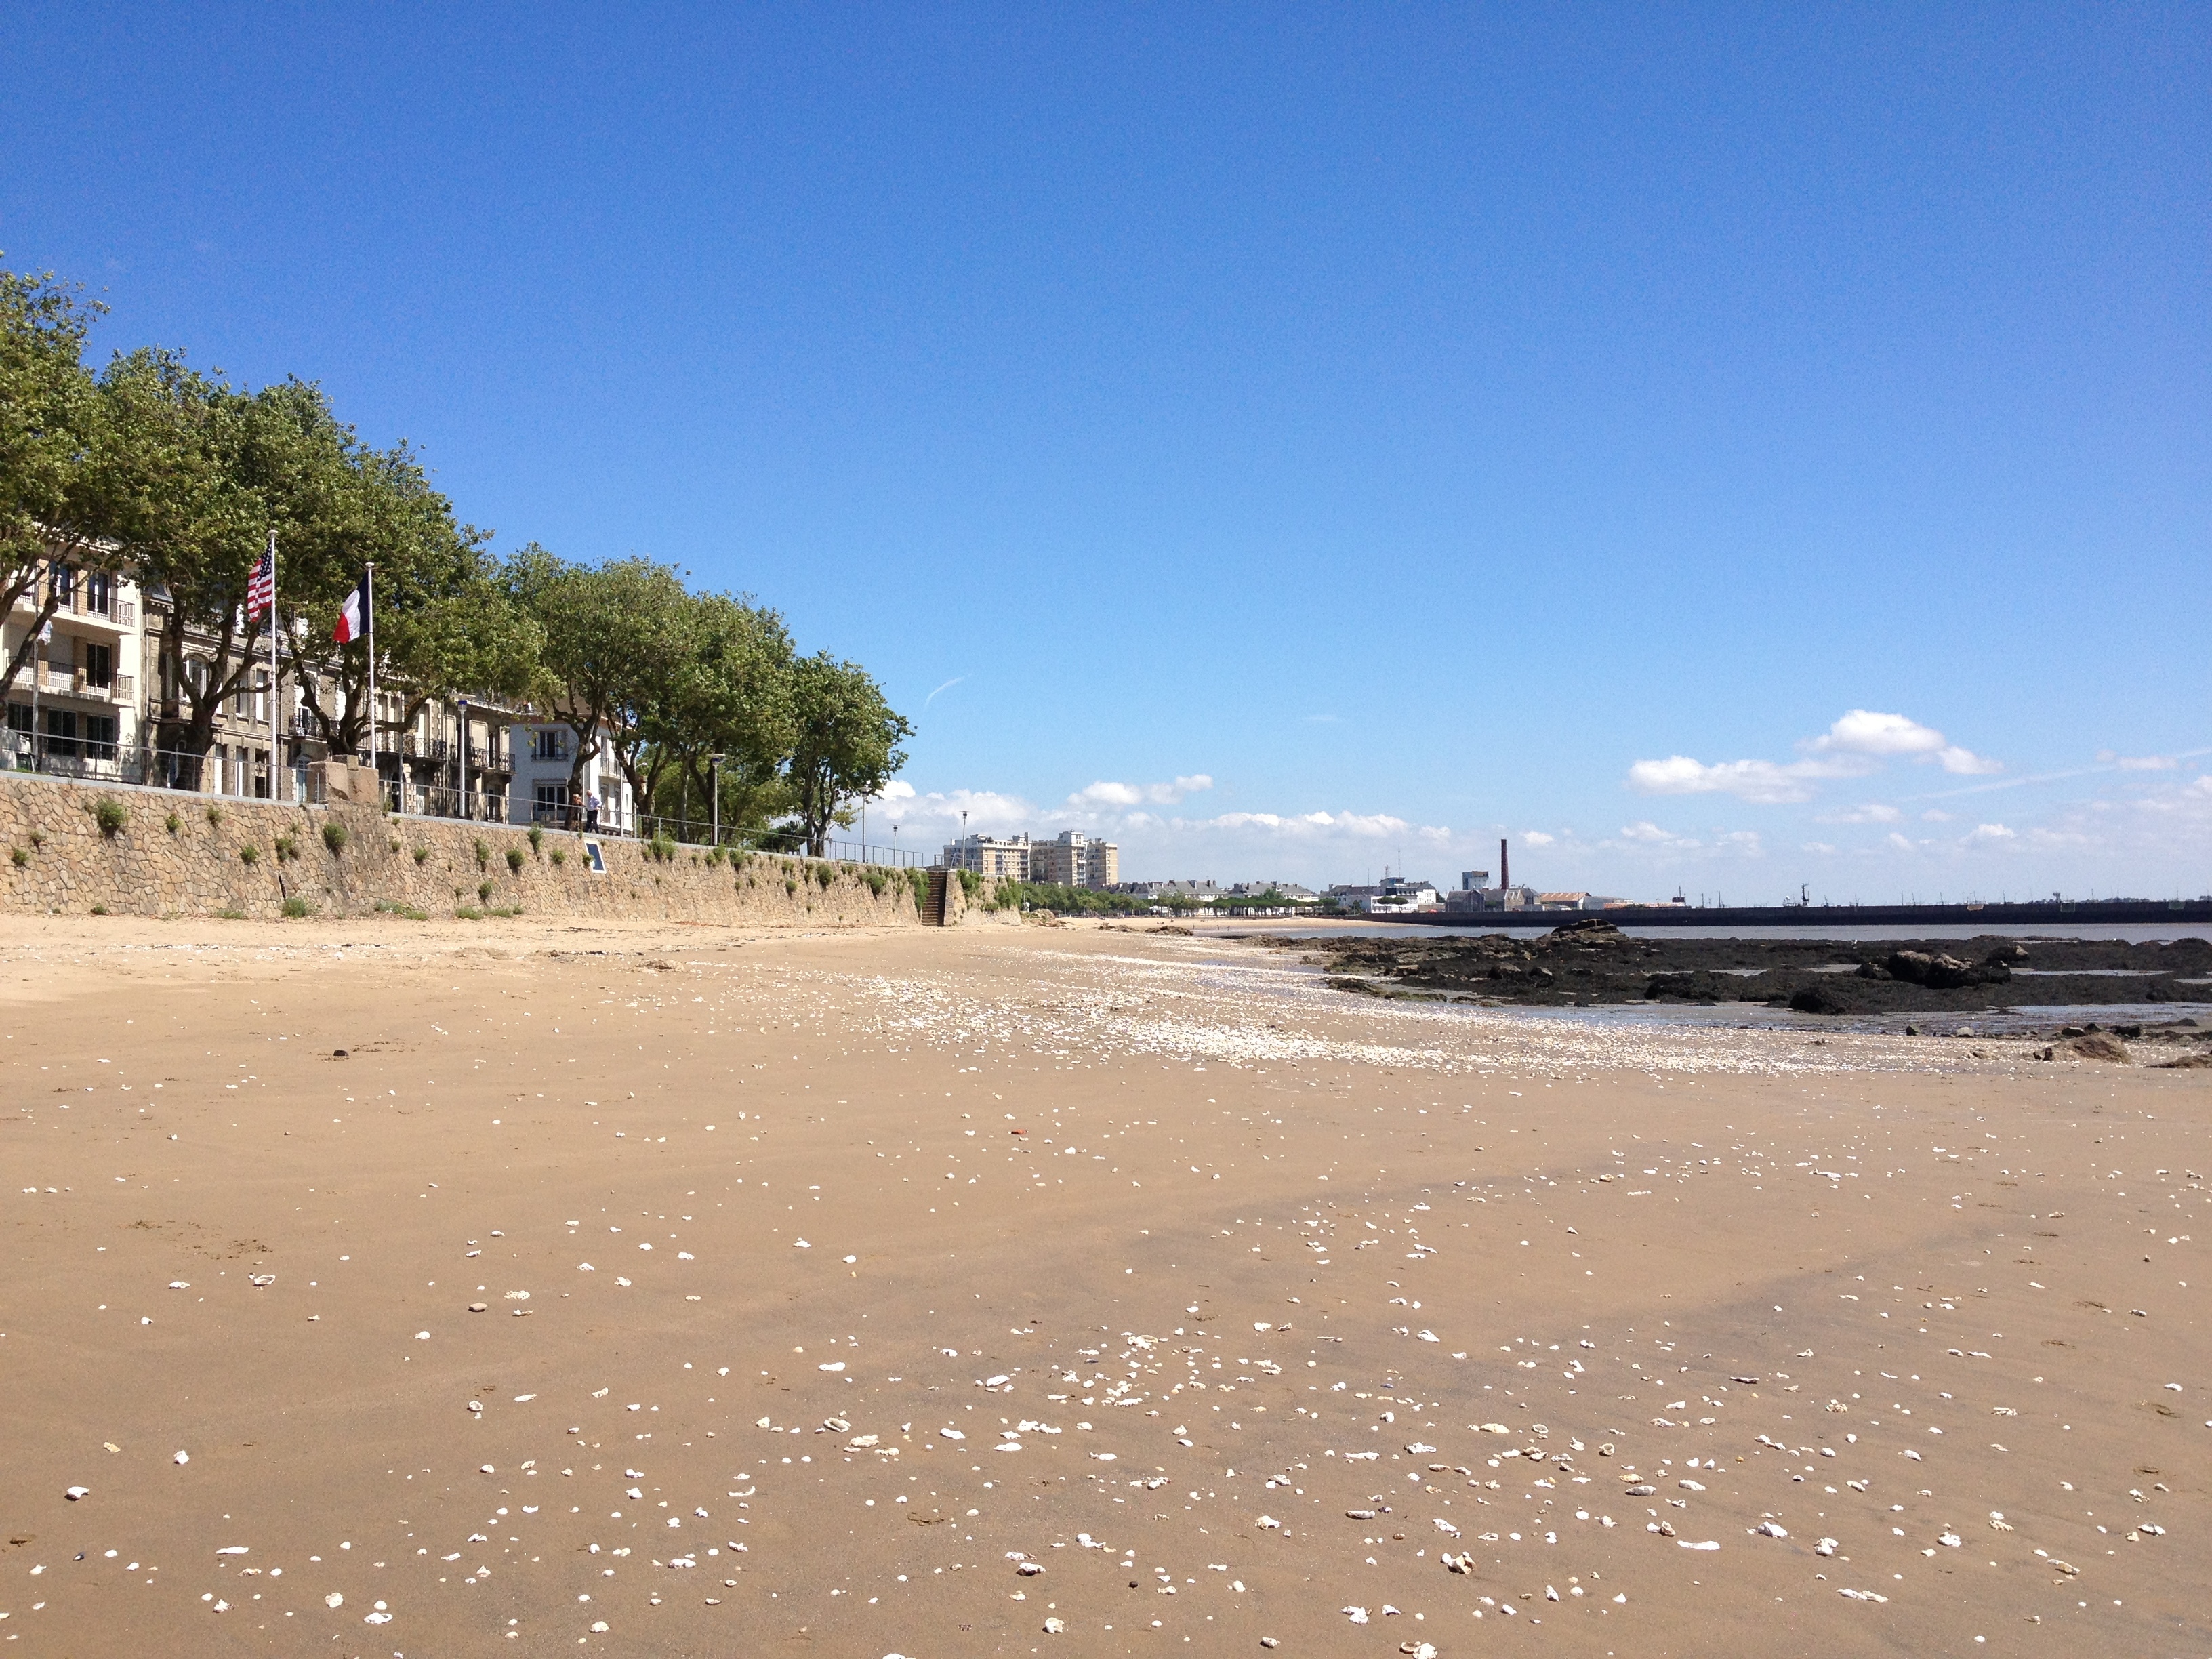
[[246, 540, 275, 626]]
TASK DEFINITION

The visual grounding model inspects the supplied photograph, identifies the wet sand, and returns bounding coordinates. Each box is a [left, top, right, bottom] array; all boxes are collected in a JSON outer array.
[[3, 915, 2207, 1658]]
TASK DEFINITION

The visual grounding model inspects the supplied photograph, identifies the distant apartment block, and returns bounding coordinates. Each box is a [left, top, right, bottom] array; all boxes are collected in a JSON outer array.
[[938, 829, 1120, 887], [941, 832, 1033, 880], [1029, 830, 1118, 889]]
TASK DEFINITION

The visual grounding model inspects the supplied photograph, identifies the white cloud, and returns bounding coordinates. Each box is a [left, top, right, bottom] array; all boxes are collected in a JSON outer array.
[[1921, 808, 1953, 822], [1886, 832, 1914, 851], [1815, 803, 1903, 825], [1804, 710, 1950, 759], [1521, 830, 1556, 847], [1171, 808, 1449, 843], [862, 784, 1039, 832], [1619, 820, 1673, 842], [1629, 710, 2000, 804], [1937, 745, 2003, 775], [1967, 822, 2017, 844], [1801, 840, 1837, 855], [1624, 754, 1851, 804], [2115, 754, 2178, 771], [1068, 775, 1214, 808]]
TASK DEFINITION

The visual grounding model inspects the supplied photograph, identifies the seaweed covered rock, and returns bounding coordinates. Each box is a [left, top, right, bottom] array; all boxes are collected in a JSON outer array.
[[1884, 949, 2011, 989]]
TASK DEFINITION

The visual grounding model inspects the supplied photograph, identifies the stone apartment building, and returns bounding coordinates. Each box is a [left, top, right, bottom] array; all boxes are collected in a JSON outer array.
[[3, 559, 149, 778], [4, 549, 534, 819]]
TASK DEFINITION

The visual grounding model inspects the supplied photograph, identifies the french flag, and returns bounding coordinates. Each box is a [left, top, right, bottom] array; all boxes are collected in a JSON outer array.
[[333, 571, 371, 644]]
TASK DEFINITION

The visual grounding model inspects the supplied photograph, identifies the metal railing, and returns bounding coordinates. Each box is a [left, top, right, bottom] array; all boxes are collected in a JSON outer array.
[[625, 809, 926, 867], [1, 733, 923, 863], [405, 781, 510, 823], [1, 733, 296, 799]]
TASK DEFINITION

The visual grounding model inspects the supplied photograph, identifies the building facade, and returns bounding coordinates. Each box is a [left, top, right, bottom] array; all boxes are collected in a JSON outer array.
[[941, 832, 1032, 880], [508, 718, 634, 834], [1029, 830, 1118, 889], [3, 560, 149, 779]]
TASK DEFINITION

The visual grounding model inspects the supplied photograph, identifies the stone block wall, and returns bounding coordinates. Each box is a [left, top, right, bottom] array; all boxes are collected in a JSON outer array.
[[0, 772, 1011, 926]]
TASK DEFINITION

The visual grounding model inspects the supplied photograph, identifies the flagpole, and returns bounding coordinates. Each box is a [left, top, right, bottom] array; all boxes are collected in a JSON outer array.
[[268, 531, 279, 799], [365, 563, 377, 800]]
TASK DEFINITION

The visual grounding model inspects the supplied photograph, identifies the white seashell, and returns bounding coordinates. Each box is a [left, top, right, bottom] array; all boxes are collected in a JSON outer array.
[[173, 1450, 190, 1465], [1343, 1606, 1370, 1624], [1755, 1522, 1788, 1538], [1815, 1538, 1839, 1556], [939, 1427, 964, 1440], [65, 1486, 90, 1500], [324, 1592, 342, 1607]]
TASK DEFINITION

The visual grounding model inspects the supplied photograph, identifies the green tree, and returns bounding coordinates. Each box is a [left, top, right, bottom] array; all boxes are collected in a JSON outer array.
[[278, 419, 542, 755], [639, 590, 795, 838], [504, 549, 691, 811], [781, 653, 911, 857], [89, 349, 273, 780], [0, 262, 116, 705]]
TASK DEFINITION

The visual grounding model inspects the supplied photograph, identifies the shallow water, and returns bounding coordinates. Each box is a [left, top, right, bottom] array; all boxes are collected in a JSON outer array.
[[1211, 920, 2212, 945]]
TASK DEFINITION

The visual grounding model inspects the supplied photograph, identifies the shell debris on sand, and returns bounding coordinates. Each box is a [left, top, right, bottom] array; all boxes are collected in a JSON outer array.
[[5, 916, 2204, 1654]]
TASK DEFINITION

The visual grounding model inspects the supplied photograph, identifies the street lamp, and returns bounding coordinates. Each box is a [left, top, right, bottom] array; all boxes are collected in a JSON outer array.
[[709, 753, 724, 846], [457, 697, 470, 820], [890, 822, 899, 863]]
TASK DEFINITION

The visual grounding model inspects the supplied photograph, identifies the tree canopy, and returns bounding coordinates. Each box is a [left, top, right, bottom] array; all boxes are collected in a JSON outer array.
[[3, 256, 913, 832]]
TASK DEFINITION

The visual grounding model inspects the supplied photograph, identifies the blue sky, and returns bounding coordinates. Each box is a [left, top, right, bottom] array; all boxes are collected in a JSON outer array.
[[6, 4, 2205, 897]]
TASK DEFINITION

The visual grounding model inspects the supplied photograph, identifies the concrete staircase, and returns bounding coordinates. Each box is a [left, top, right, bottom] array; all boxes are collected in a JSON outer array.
[[924, 869, 951, 926]]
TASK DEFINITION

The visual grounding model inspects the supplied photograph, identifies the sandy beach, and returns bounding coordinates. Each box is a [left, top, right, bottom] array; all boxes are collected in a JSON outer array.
[[3, 914, 2206, 1658]]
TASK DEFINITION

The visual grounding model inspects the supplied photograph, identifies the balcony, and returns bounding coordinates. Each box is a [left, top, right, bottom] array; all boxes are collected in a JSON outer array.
[[30, 667, 132, 703], [64, 595, 137, 633]]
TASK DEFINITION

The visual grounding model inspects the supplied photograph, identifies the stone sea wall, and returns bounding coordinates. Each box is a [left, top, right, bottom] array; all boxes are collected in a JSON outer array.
[[0, 771, 1008, 926]]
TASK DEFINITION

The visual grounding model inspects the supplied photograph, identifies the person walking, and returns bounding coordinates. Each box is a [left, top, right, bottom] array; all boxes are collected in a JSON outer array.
[[586, 790, 600, 834]]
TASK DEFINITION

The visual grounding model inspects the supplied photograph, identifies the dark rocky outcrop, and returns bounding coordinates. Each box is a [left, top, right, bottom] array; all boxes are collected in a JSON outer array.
[[1292, 928, 2212, 1020]]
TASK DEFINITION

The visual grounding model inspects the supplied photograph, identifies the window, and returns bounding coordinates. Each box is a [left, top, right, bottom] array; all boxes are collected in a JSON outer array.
[[534, 782, 569, 822], [50, 565, 75, 604], [532, 727, 569, 762], [83, 642, 113, 689], [43, 708, 80, 758], [6, 703, 30, 736], [84, 714, 117, 760], [85, 572, 111, 615]]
